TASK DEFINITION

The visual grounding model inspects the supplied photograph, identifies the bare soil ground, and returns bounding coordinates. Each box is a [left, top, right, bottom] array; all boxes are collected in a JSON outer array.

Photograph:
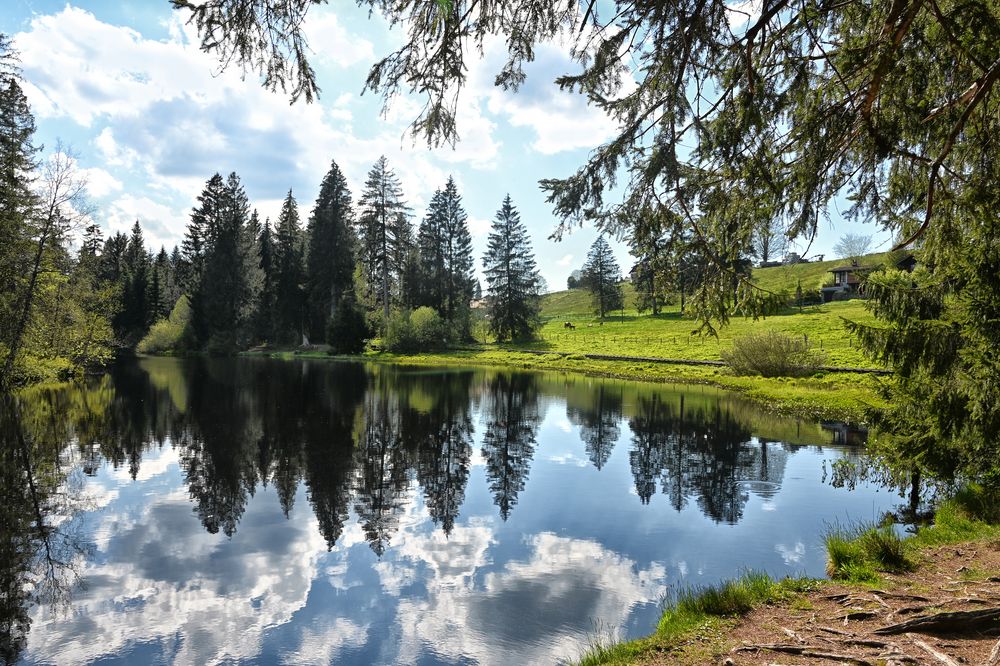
[[646, 539, 1000, 665]]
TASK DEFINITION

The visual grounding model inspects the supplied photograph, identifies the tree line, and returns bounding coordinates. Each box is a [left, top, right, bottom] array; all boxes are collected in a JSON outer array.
[[135, 157, 544, 356]]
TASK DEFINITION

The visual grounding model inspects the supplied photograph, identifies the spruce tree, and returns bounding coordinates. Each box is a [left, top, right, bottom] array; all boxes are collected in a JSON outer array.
[[356, 156, 409, 325], [180, 173, 225, 295], [192, 172, 251, 349], [239, 209, 264, 344], [273, 189, 305, 343], [119, 221, 151, 343], [417, 176, 474, 335], [582, 235, 624, 319], [305, 159, 355, 342], [628, 208, 671, 315], [256, 217, 276, 342], [482, 195, 542, 341]]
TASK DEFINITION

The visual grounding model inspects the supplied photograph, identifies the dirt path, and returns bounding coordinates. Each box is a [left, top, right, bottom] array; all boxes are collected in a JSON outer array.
[[648, 540, 1000, 665]]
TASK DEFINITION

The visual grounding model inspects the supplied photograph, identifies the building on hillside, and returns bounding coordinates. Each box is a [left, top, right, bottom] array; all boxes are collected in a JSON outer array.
[[895, 253, 917, 273], [821, 259, 875, 302]]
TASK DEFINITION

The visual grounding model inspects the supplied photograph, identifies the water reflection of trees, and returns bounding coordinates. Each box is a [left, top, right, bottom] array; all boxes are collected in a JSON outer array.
[[481, 373, 542, 521], [628, 394, 790, 524], [2, 362, 827, 586]]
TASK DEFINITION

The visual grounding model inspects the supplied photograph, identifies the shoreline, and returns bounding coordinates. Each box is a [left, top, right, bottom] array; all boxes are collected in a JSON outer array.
[[239, 347, 886, 423]]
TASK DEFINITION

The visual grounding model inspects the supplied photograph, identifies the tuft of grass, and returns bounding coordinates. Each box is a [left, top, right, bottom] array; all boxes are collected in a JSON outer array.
[[825, 525, 913, 583], [573, 572, 816, 665]]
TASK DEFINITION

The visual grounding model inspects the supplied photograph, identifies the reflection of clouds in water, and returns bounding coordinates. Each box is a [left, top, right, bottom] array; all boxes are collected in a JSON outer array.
[[386, 526, 666, 666], [281, 617, 368, 666], [26, 489, 326, 666], [546, 452, 590, 467], [775, 541, 806, 565], [109, 443, 180, 482]]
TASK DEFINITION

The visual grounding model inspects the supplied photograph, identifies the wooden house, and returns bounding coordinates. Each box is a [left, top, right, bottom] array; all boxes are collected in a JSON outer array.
[[821, 260, 874, 302]]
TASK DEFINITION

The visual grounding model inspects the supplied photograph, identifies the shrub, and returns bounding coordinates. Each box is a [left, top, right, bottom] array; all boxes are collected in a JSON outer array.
[[137, 296, 191, 354], [410, 306, 446, 348], [327, 296, 369, 354], [383, 307, 446, 353], [722, 331, 827, 377]]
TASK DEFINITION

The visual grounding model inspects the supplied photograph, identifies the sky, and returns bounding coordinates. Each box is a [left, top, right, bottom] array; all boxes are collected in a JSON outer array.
[[1, 1, 891, 292]]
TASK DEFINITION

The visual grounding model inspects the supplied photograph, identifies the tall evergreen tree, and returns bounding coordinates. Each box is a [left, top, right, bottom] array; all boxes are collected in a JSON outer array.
[[416, 176, 475, 334], [179, 173, 225, 294], [192, 172, 251, 349], [119, 221, 151, 343], [628, 208, 671, 315], [582, 235, 624, 319], [256, 217, 277, 342], [357, 156, 409, 324], [273, 189, 305, 343], [148, 247, 172, 323], [305, 159, 355, 342], [481, 195, 542, 342], [239, 209, 264, 343]]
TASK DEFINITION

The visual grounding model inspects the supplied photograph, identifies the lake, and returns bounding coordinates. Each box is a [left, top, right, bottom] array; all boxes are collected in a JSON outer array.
[[0, 357, 899, 665]]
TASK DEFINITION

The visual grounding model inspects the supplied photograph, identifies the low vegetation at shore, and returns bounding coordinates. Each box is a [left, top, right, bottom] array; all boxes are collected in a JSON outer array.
[[573, 486, 1000, 666]]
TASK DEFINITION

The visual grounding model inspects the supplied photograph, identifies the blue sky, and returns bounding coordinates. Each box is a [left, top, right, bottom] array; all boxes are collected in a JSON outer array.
[[2, 1, 889, 291]]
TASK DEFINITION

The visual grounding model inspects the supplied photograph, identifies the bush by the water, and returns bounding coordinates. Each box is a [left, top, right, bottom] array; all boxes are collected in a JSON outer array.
[[722, 331, 826, 377], [327, 296, 369, 354], [383, 307, 446, 352], [137, 296, 191, 354]]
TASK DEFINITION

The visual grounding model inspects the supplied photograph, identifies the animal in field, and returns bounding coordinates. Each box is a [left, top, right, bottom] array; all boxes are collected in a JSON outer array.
[[563, 321, 576, 329]]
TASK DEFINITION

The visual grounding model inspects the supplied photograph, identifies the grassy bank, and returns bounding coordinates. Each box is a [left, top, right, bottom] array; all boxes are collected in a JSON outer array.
[[251, 347, 884, 422], [574, 486, 1000, 665]]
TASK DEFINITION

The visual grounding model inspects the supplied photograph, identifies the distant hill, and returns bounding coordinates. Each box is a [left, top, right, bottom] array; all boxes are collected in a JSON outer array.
[[540, 252, 892, 318], [751, 252, 890, 294]]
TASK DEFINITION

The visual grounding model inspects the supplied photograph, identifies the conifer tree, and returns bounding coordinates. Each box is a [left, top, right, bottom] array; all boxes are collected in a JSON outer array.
[[628, 208, 672, 315], [273, 189, 305, 343], [192, 172, 251, 349], [305, 159, 355, 342], [417, 176, 474, 334], [482, 195, 542, 341], [357, 156, 409, 324], [582, 235, 624, 319], [239, 209, 264, 343], [147, 247, 172, 322], [119, 221, 151, 343], [256, 217, 276, 342], [180, 173, 225, 294]]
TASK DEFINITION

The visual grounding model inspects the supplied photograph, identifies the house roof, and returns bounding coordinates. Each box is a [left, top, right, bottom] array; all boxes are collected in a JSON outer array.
[[828, 264, 875, 273]]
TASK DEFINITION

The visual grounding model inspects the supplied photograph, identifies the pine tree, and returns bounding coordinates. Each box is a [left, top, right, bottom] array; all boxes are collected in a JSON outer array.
[[417, 176, 475, 335], [256, 217, 276, 342], [482, 195, 542, 342], [192, 172, 251, 349], [239, 209, 264, 343], [180, 173, 225, 294], [356, 156, 409, 325], [305, 159, 355, 342], [273, 189, 305, 343], [628, 208, 672, 315], [147, 247, 172, 323], [582, 235, 624, 319], [119, 220, 151, 343]]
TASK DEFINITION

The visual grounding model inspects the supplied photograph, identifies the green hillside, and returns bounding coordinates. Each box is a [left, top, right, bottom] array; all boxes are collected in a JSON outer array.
[[751, 252, 890, 294], [532, 254, 897, 369]]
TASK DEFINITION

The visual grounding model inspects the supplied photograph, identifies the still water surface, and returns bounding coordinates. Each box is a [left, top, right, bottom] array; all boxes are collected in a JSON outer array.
[[1, 357, 897, 665]]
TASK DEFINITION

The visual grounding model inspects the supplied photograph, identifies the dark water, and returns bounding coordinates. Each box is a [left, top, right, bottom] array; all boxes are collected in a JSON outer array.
[[0, 357, 898, 665]]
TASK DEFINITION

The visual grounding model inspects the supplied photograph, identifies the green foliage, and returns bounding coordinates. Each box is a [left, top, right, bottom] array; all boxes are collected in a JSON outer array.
[[306, 159, 355, 342], [383, 307, 445, 353], [582, 235, 624, 319], [326, 295, 369, 354], [482, 195, 542, 341], [722, 332, 827, 378], [137, 296, 191, 354]]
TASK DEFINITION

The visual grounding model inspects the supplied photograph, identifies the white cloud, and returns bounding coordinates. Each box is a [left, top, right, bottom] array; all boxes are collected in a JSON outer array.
[[80, 166, 123, 198], [557, 253, 574, 267]]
